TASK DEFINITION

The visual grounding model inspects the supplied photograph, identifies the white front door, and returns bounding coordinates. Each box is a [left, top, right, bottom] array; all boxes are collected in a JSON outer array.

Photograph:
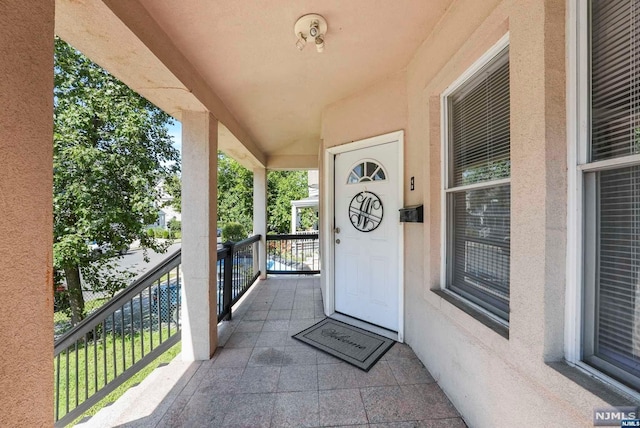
[[334, 139, 401, 331]]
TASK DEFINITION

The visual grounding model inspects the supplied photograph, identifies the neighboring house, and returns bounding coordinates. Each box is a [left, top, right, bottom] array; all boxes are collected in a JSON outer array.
[[5, 1, 640, 427], [149, 209, 167, 229]]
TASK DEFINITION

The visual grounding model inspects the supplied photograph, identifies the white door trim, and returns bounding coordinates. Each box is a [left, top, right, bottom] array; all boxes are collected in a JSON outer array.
[[322, 130, 404, 342]]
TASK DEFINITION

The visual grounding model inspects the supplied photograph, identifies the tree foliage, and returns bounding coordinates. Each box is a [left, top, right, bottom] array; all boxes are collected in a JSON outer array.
[[217, 152, 254, 233], [216, 153, 315, 234], [222, 222, 246, 243], [150, 151, 315, 240], [157, 152, 255, 232], [163, 173, 182, 213], [53, 37, 179, 323], [267, 170, 314, 233]]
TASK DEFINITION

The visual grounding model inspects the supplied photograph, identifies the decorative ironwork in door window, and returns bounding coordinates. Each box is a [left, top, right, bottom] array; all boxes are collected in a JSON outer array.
[[347, 161, 386, 184]]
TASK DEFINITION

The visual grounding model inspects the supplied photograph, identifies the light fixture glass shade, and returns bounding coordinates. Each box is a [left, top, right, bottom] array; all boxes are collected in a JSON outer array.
[[315, 35, 324, 53], [296, 34, 307, 51]]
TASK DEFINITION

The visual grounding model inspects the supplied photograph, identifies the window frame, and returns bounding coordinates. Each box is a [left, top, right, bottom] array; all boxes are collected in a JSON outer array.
[[567, 0, 640, 398], [440, 33, 511, 326]]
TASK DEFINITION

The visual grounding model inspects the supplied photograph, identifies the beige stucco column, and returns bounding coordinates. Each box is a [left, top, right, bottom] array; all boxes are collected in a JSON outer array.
[[253, 167, 267, 279], [0, 2, 54, 426], [508, 0, 567, 361], [181, 111, 218, 360]]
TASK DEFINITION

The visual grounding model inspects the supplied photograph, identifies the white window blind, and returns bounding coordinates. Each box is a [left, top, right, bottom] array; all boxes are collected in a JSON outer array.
[[446, 47, 511, 320], [450, 55, 511, 187], [591, 0, 640, 161], [584, 0, 640, 389]]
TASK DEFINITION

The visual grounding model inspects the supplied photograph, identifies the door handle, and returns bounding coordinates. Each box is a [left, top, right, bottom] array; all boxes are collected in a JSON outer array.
[[334, 227, 340, 234]]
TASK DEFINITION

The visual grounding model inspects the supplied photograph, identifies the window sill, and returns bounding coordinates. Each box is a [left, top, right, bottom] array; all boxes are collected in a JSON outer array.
[[547, 361, 638, 406], [432, 289, 509, 339]]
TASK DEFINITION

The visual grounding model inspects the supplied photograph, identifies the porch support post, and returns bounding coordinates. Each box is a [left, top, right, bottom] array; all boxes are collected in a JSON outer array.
[[181, 111, 218, 360], [291, 203, 297, 233], [253, 167, 267, 279], [0, 2, 54, 426]]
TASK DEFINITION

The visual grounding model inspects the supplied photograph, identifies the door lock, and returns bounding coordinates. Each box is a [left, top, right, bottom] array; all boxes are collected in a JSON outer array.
[[335, 239, 341, 244]]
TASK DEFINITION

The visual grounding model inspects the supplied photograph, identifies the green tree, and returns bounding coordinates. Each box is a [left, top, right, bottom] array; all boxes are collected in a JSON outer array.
[[267, 170, 314, 233], [54, 38, 180, 324], [215, 152, 315, 236], [167, 218, 181, 233], [163, 173, 182, 213], [217, 152, 254, 233], [159, 152, 256, 233], [222, 222, 246, 242]]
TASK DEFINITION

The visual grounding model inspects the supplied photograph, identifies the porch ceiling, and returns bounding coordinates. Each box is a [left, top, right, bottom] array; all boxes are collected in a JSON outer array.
[[56, 0, 453, 168]]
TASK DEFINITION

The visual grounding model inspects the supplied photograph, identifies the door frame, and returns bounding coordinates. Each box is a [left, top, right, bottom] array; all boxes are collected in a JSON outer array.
[[322, 130, 404, 342]]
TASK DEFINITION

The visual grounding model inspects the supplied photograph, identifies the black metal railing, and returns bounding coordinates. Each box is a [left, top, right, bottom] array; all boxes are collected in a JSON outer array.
[[54, 235, 262, 426], [54, 249, 182, 427], [217, 234, 261, 321], [266, 233, 320, 274]]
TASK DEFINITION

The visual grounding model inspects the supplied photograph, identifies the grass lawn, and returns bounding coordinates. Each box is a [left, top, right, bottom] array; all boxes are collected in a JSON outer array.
[[55, 325, 180, 424], [53, 263, 184, 425], [55, 297, 109, 324], [70, 341, 180, 426]]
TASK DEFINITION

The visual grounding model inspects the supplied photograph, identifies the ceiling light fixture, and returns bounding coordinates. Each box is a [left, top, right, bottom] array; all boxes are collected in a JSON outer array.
[[294, 14, 327, 53]]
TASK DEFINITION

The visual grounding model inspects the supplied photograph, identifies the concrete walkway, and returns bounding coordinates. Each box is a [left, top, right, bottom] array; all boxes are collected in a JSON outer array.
[[78, 276, 465, 428]]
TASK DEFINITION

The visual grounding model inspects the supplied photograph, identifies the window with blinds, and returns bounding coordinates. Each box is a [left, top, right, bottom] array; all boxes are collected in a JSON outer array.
[[445, 47, 511, 321], [583, 0, 640, 390], [591, 0, 640, 161]]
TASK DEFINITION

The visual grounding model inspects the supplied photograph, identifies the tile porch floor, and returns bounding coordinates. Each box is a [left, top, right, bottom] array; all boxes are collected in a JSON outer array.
[[79, 276, 465, 428]]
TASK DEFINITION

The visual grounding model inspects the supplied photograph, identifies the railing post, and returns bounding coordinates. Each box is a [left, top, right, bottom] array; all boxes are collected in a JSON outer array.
[[253, 167, 268, 279], [253, 240, 260, 277], [223, 242, 234, 320]]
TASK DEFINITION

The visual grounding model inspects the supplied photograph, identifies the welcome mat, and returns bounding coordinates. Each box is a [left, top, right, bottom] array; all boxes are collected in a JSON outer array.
[[292, 318, 395, 371]]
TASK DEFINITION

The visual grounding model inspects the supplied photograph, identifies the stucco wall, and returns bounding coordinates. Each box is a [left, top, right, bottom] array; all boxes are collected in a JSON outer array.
[[320, 0, 634, 426], [321, 71, 408, 149], [0, 1, 55, 426]]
